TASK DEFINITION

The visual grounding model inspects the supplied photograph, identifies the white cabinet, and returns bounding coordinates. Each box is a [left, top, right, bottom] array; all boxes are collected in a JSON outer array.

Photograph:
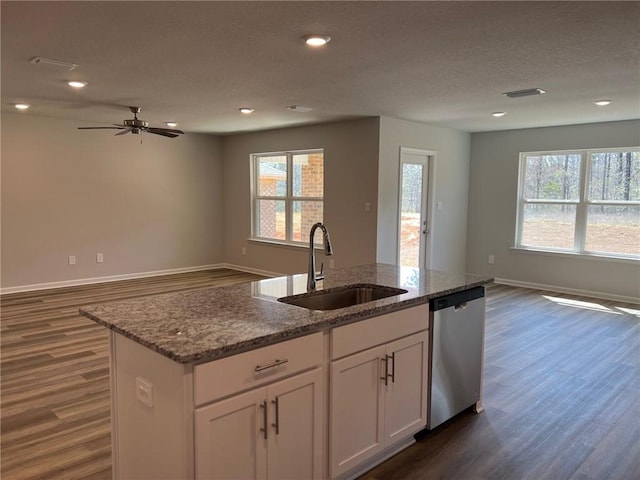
[[330, 345, 386, 474], [195, 364, 323, 480], [329, 305, 429, 479], [384, 333, 429, 445]]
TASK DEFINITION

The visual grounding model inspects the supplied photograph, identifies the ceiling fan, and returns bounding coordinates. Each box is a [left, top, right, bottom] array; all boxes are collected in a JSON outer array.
[[78, 106, 184, 138]]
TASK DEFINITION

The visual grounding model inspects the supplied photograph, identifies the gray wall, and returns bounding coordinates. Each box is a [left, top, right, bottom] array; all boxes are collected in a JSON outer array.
[[222, 118, 380, 275], [467, 120, 640, 300], [1, 113, 224, 288], [377, 117, 471, 273]]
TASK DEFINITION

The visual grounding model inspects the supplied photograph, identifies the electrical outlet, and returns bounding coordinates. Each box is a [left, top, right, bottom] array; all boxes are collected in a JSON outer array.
[[242, 247, 247, 256], [136, 377, 153, 408], [488, 255, 495, 264], [96, 253, 104, 263], [364, 202, 371, 212], [329, 259, 335, 269], [68, 255, 76, 266]]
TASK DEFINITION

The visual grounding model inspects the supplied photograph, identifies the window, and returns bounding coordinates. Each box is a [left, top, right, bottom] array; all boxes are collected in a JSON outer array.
[[251, 149, 324, 244], [515, 148, 640, 259]]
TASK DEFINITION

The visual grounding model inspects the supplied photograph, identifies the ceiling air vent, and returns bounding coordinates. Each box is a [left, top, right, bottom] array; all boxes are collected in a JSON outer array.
[[30, 57, 79, 70], [504, 88, 546, 98]]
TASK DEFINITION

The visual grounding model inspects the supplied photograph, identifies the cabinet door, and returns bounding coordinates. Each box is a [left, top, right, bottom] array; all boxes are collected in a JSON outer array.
[[267, 369, 323, 480], [195, 388, 267, 480], [384, 331, 428, 446], [330, 345, 386, 478]]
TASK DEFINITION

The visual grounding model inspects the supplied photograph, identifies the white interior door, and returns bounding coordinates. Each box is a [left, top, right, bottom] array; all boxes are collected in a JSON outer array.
[[398, 147, 434, 268]]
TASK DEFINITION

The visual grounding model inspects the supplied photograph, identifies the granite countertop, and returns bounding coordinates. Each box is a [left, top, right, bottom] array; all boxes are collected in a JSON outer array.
[[79, 263, 493, 364]]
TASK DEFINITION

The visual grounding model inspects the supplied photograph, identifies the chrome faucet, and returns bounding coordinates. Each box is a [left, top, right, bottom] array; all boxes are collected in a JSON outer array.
[[307, 222, 333, 291]]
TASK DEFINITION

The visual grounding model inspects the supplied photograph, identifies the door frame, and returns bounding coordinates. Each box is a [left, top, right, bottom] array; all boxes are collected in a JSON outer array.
[[396, 147, 436, 269]]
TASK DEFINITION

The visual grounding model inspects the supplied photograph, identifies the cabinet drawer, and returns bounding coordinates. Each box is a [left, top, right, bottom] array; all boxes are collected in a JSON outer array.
[[194, 332, 323, 406], [331, 304, 428, 360]]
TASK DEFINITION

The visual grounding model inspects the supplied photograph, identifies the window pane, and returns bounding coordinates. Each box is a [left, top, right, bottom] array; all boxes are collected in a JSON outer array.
[[400, 163, 424, 268], [521, 204, 576, 249], [257, 156, 287, 197], [589, 151, 640, 201], [292, 152, 323, 197], [256, 199, 286, 240], [523, 154, 581, 200], [292, 200, 323, 243], [585, 205, 640, 255]]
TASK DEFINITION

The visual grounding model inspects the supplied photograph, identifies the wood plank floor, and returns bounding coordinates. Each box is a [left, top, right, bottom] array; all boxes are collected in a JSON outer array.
[[363, 284, 640, 480], [1, 269, 265, 480], [1, 275, 638, 479]]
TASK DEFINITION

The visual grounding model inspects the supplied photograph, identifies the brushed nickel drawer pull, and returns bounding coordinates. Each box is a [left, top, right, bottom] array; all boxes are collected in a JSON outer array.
[[255, 358, 289, 372]]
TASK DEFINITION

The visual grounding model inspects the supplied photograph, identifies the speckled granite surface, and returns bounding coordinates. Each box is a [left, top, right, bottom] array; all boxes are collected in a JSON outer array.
[[79, 263, 493, 364]]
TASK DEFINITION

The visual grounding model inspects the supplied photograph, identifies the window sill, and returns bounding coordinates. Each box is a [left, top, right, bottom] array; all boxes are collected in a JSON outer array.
[[248, 238, 323, 251], [509, 247, 640, 264]]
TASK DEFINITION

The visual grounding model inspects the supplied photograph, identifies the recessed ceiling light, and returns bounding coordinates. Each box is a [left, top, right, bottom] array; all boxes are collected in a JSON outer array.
[[165, 122, 178, 128], [492, 111, 507, 117], [239, 107, 255, 114], [304, 35, 331, 47], [15, 103, 30, 110], [67, 81, 87, 88], [593, 99, 611, 106], [504, 88, 546, 98]]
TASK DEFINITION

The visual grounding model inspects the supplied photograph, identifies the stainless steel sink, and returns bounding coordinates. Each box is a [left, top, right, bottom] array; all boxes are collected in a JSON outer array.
[[277, 284, 408, 311]]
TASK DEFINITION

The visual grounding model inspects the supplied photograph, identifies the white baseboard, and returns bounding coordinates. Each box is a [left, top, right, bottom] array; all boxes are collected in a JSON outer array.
[[220, 263, 283, 279], [494, 277, 640, 305], [1, 264, 227, 295]]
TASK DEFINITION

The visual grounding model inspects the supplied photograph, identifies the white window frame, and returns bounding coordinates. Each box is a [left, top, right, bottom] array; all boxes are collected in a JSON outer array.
[[515, 147, 640, 260], [250, 149, 324, 246]]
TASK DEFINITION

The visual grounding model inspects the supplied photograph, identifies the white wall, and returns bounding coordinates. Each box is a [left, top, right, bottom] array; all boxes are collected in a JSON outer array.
[[1, 113, 224, 289], [377, 117, 471, 273], [467, 120, 640, 301], [222, 118, 380, 275]]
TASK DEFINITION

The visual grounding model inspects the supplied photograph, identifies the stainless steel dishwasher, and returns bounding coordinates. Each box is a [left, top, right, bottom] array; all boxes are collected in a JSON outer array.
[[428, 286, 486, 429]]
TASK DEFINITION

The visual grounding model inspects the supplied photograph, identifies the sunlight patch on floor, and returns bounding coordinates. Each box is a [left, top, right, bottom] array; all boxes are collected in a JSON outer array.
[[542, 295, 622, 315]]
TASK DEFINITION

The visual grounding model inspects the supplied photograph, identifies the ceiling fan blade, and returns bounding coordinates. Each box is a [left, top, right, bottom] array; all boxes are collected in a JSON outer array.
[[78, 126, 125, 130], [147, 127, 184, 135], [146, 129, 179, 138], [114, 128, 132, 136]]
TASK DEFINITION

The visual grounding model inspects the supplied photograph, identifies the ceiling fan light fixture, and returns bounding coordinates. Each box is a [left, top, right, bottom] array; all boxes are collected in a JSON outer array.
[[304, 35, 331, 47], [165, 122, 178, 127], [504, 88, 546, 98], [593, 99, 611, 106], [15, 103, 30, 110], [492, 111, 506, 117], [67, 81, 87, 88], [239, 107, 255, 114]]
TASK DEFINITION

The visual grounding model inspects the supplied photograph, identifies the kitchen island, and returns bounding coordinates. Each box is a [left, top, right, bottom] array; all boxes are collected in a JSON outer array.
[[80, 263, 492, 480]]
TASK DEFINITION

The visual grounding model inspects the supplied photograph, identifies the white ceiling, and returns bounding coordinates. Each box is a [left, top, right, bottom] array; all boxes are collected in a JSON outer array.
[[2, 1, 639, 135]]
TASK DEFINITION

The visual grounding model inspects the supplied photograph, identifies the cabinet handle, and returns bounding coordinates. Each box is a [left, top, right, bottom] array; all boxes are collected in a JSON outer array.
[[380, 356, 388, 386], [271, 396, 280, 435], [388, 353, 395, 383], [255, 358, 289, 372], [259, 400, 268, 439]]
